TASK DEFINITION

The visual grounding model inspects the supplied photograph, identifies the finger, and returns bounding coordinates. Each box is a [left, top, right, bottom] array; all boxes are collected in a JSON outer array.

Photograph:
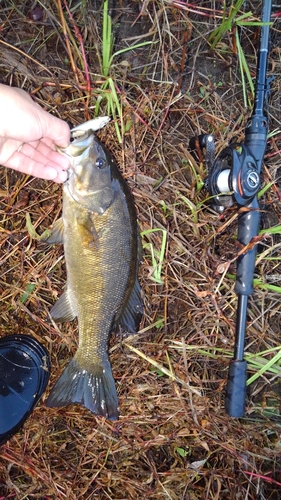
[[6, 147, 68, 183], [28, 140, 71, 170], [35, 137, 56, 150]]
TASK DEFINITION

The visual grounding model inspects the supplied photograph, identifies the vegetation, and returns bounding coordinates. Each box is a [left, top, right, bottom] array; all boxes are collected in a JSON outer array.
[[0, 0, 281, 498]]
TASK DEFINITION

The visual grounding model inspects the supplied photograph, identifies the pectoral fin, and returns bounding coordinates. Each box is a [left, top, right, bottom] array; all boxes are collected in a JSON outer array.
[[77, 213, 100, 250], [50, 288, 77, 322], [42, 218, 64, 245]]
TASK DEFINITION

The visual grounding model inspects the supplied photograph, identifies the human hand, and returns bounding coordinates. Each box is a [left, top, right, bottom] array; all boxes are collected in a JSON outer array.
[[0, 84, 71, 183]]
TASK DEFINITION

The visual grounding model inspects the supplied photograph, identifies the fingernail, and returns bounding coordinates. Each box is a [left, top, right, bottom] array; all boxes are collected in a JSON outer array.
[[58, 170, 68, 183]]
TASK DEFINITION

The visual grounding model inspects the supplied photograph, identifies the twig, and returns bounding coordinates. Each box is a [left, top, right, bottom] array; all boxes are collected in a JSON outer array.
[[63, 0, 91, 119], [56, 0, 81, 88]]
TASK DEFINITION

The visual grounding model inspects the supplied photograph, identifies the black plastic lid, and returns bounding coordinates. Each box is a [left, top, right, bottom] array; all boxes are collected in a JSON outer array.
[[0, 334, 50, 446]]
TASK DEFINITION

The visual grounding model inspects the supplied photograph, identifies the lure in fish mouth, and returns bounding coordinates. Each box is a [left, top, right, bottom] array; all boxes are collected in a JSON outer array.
[[44, 117, 143, 420]]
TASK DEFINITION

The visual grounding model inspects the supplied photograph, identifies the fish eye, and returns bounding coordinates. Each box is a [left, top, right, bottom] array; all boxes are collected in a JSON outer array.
[[95, 157, 106, 169]]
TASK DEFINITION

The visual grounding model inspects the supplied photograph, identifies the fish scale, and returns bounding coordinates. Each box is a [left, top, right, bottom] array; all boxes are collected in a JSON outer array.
[[66, 194, 133, 354], [45, 125, 142, 419]]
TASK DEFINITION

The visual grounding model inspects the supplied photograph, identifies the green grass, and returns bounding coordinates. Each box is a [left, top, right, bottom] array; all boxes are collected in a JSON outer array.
[[260, 225, 281, 236], [181, 158, 205, 194], [208, 0, 245, 49], [176, 192, 200, 236], [20, 283, 37, 304], [141, 228, 167, 284], [209, 2, 272, 108], [226, 273, 281, 294], [169, 341, 281, 387], [96, 0, 153, 142], [225, 223, 281, 292], [26, 213, 51, 240]]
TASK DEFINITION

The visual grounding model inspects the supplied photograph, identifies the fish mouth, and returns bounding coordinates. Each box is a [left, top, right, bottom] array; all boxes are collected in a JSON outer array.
[[60, 133, 95, 184], [58, 130, 94, 160]]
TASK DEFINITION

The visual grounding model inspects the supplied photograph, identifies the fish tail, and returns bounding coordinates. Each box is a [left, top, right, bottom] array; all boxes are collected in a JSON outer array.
[[46, 356, 119, 420]]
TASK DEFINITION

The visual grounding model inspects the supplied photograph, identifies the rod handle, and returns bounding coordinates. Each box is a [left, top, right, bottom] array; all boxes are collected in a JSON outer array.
[[225, 360, 247, 417]]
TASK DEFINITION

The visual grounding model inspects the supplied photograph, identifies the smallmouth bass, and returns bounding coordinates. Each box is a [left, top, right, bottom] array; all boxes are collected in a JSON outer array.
[[45, 119, 143, 420]]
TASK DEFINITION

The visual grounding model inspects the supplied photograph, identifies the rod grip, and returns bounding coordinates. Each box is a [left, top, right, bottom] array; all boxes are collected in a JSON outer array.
[[225, 360, 247, 417]]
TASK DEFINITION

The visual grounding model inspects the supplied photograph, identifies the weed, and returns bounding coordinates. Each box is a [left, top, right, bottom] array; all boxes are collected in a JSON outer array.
[[209, 3, 271, 107], [96, 0, 153, 142], [141, 228, 167, 284]]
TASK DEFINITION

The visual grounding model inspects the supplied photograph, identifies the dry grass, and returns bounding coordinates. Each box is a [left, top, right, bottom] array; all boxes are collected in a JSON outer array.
[[0, 0, 281, 499]]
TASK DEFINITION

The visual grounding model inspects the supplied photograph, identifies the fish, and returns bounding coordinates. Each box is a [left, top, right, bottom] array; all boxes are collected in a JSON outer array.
[[44, 118, 143, 420]]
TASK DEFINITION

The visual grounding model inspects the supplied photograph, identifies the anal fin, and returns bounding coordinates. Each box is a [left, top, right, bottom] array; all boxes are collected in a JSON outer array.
[[114, 278, 143, 334]]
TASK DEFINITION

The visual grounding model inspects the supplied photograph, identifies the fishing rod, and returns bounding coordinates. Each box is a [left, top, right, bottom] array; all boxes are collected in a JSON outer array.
[[190, 0, 272, 417]]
